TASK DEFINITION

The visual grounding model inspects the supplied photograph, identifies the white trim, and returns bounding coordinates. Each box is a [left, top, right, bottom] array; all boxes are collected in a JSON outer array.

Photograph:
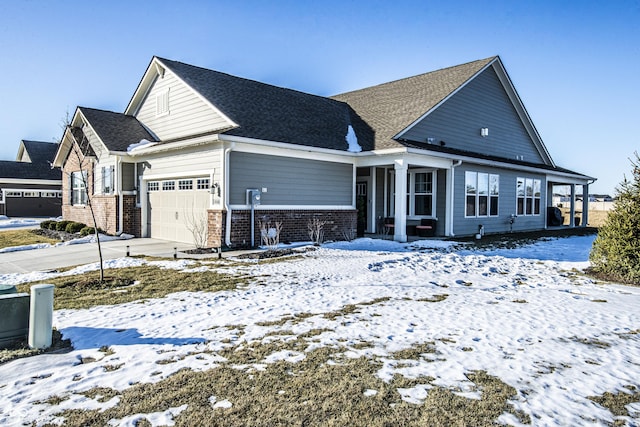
[[0, 178, 61, 185], [219, 134, 356, 164], [118, 134, 221, 157], [395, 57, 497, 140], [143, 169, 213, 181], [229, 204, 354, 211]]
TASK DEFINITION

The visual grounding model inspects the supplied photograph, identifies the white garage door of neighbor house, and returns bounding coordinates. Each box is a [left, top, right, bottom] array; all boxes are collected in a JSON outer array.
[[147, 177, 211, 244]]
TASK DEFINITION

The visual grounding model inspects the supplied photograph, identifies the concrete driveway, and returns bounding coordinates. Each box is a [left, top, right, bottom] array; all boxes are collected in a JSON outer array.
[[0, 238, 196, 275]]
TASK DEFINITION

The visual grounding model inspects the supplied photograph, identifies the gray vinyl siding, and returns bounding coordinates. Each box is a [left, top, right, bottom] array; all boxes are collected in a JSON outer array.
[[403, 67, 545, 165], [452, 163, 546, 236], [229, 152, 352, 206], [435, 169, 447, 235], [136, 71, 230, 141]]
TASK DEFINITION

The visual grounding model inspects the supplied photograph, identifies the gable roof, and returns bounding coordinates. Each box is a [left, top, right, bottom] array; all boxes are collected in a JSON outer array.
[[0, 140, 61, 181], [129, 57, 373, 151], [79, 107, 157, 152], [331, 57, 496, 150]]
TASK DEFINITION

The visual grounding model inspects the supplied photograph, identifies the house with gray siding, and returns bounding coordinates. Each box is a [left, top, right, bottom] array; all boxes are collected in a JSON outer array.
[[0, 140, 62, 217], [53, 55, 594, 247]]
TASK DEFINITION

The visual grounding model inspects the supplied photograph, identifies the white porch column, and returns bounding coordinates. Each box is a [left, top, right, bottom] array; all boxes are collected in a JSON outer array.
[[570, 184, 576, 228], [394, 159, 408, 242], [582, 184, 589, 227], [370, 166, 377, 233]]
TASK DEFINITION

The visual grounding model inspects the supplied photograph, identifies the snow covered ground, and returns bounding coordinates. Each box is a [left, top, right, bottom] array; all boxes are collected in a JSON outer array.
[[1, 234, 639, 426]]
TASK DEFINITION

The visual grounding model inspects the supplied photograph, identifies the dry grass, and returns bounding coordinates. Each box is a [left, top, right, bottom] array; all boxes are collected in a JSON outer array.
[[0, 229, 59, 249], [560, 207, 609, 228], [589, 385, 640, 426], [52, 340, 530, 426], [17, 263, 245, 310]]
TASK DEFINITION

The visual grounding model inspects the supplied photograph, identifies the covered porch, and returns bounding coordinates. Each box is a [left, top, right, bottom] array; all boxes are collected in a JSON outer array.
[[355, 154, 457, 242], [546, 176, 594, 229]]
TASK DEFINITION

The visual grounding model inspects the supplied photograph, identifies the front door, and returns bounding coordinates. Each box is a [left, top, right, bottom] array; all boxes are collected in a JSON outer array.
[[356, 182, 367, 237]]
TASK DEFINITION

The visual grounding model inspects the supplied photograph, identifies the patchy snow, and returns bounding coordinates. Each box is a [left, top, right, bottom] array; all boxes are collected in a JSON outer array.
[[345, 125, 362, 153], [0, 217, 55, 230], [127, 139, 156, 152], [1, 234, 639, 426]]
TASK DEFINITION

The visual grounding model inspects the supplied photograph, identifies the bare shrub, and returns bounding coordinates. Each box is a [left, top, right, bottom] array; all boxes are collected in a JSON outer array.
[[259, 220, 282, 250], [307, 217, 326, 245], [185, 202, 209, 249], [341, 216, 357, 241]]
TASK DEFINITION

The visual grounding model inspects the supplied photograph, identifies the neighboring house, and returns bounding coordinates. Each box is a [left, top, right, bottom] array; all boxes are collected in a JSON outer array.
[[53, 55, 594, 247], [0, 140, 62, 217]]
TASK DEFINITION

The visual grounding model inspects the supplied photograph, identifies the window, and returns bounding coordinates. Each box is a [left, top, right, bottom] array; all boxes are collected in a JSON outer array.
[[466, 171, 499, 217], [412, 172, 433, 216], [196, 178, 210, 190], [23, 191, 39, 198], [178, 179, 193, 190], [147, 181, 159, 192], [71, 171, 88, 205], [162, 181, 175, 191], [155, 89, 169, 116], [42, 191, 57, 198], [6, 191, 22, 197], [101, 166, 114, 194], [517, 177, 541, 215]]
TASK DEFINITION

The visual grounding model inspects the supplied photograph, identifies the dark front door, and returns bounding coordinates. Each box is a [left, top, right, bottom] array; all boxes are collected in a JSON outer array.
[[356, 182, 367, 237]]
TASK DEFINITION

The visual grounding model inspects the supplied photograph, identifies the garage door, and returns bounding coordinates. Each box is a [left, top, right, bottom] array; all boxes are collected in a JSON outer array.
[[147, 177, 211, 244]]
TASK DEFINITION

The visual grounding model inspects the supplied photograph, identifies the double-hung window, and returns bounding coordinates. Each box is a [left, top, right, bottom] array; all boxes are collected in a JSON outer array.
[[101, 166, 114, 194], [466, 171, 499, 217], [517, 177, 541, 215], [405, 171, 434, 217], [71, 171, 88, 205]]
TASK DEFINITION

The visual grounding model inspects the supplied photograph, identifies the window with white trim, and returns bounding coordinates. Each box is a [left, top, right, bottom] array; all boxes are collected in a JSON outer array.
[[147, 181, 159, 192], [155, 89, 169, 116], [101, 165, 114, 194], [162, 181, 175, 191], [466, 171, 499, 217], [407, 171, 434, 216], [6, 191, 22, 197], [178, 179, 193, 190], [71, 171, 88, 205], [517, 177, 541, 215], [42, 191, 57, 198], [196, 178, 210, 190], [23, 191, 39, 197]]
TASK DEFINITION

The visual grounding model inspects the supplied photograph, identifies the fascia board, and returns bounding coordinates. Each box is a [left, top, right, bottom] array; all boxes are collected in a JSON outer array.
[[394, 57, 498, 140], [76, 109, 110, 155], [0, 179, 62, 185]]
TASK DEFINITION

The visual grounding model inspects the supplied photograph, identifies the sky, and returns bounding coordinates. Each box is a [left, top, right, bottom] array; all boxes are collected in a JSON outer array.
[[0, 0, 638, 195]]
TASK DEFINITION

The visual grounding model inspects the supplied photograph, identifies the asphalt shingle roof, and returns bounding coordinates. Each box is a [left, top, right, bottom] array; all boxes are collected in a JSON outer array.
[[0, 141, 61, 180], [158, 57, 374, 151], [331, 57, 496, 150], [79, 107, 157, 152]]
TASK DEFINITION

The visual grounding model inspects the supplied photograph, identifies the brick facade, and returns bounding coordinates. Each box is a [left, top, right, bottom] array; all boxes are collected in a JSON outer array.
[[61, 142, 142, 236], [217, 209, 357, 248]]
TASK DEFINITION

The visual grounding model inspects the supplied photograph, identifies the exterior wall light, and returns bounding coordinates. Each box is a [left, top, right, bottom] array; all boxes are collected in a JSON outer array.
[[481, 128, 489, 137]]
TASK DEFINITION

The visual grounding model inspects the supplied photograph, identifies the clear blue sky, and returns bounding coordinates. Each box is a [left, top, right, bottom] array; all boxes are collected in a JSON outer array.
[[1, 0, 638, 195]]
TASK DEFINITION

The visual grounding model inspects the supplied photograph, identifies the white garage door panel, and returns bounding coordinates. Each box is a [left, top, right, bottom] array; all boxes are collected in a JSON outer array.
[[148, 180, 210, 244]]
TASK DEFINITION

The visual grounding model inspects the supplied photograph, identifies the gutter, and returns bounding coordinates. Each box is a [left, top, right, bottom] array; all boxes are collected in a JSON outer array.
[[223, 142, 236, 247], [117, 155, 123, 235]]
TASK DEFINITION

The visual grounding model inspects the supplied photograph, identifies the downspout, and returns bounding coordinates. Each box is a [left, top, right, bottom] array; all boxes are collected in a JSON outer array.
[[223, 142, 236, 247], [117, 155, 123, 235], [448, 160, 462, 237]]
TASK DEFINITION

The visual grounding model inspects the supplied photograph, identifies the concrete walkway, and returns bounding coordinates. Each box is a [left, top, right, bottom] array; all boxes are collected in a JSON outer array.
[[0, 238, 206, 275]]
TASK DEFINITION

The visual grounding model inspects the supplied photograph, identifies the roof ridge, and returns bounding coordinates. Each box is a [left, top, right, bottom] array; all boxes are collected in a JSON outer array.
[[156, 56, 346, 105], [332, 56, 497, 97]]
